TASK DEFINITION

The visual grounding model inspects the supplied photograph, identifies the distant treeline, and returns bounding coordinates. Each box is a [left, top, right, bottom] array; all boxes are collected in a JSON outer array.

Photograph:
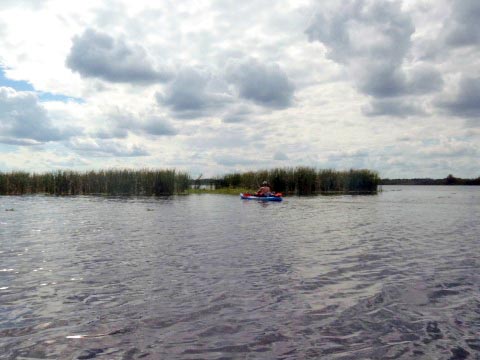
[[216, 167, 380, 195], [381, 174, 480, 186], [0, 169, 190, 195]]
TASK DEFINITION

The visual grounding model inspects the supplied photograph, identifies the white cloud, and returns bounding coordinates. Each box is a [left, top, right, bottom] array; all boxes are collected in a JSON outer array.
[[0, 87, 76, 144], [225, 58, 295, 109], [273, 151, 289, 161], [158, 67, 233, 119], [66, 28, 171, 84], [436, 76, 480, 119], [0, 0, 48, 10], [68, 138, 149, 157]]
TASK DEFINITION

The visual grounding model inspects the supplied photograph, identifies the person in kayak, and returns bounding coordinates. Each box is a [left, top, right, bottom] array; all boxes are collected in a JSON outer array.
[[256, 181, 272, 197]]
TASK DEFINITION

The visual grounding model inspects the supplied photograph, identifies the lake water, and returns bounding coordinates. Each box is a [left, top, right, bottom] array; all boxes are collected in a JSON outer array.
[[1, 186, 479, 359]]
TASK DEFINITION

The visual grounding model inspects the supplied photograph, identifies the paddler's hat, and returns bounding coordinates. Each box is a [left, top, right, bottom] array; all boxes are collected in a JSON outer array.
[[262, 181, 268, 185]]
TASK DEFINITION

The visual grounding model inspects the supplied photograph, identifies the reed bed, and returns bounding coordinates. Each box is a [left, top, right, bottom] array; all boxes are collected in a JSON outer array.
[[0, 167, 379, 196], [0, 169, 190, 196], [218, 167, 380, 195]]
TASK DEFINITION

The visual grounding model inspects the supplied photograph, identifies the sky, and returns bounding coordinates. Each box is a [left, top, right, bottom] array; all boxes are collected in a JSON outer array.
[[0, 0, 479, 178]]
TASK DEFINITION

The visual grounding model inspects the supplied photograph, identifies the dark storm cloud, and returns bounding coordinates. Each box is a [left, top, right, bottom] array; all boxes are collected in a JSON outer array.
[[436, 77, 480, 119], [362, 99, 425, 118], [444, 0, 480, 47], [0, 87, 73, 144], [66, 29, 170, 84], [226, 58, 294, 109], [158, 68, 232, 118]]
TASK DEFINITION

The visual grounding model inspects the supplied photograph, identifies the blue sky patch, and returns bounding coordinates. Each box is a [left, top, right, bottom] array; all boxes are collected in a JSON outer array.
[[38, 92, 84, 103], [0, 67, 35, 91], [0, 67, 83, 103]]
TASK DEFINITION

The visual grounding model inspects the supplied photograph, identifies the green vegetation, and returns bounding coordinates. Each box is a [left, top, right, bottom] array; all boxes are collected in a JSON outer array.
[[381, 174, 480, 186], [3, 168, 477, 197], [0, 169, 190, 196], [0, 167, 381, 196], [216, 167, 380, 195]]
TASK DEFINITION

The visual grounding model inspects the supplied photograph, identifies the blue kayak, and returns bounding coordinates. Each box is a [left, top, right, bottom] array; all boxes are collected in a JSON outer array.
[[240, 193, 283, 202]]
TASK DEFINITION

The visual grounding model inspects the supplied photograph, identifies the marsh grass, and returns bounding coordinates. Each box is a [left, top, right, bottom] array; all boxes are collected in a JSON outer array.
[[0, 169, 190, 196], [218, 167, 380, 195], [0, 167, 379, 196]]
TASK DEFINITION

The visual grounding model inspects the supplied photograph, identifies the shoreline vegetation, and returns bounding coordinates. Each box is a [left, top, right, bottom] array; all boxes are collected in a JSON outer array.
[[0, 169, 190, 196], [0, 168, 380, 196], [1, 169, 478, 197], [381, 174, 480, 186], [215, 168, 380, 195]]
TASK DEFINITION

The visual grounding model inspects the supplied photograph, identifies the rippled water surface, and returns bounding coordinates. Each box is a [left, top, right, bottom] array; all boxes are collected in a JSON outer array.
[[1, 186, 479, 359]]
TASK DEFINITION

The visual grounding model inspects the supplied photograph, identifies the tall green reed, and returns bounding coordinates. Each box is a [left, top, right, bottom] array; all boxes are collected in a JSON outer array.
[[0, 169, 190, 196], [218, 167, 379, 195]]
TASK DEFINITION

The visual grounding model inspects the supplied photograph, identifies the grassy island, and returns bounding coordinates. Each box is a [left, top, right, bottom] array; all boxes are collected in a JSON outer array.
[[212, 167, 380, 195], [0, 167, 380, 196]]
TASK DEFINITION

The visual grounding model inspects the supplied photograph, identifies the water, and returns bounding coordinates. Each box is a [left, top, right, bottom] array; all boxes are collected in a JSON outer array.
[[0, 186, 479, 359]]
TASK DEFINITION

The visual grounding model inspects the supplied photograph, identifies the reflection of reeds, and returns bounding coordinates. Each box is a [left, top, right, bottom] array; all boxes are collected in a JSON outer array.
[[218, 167, 380, 195], [0, 169, 190, 196]]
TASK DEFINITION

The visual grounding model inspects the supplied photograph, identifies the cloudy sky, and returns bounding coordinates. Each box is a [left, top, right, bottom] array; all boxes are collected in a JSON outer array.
[[0, 0, 479, 178]]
